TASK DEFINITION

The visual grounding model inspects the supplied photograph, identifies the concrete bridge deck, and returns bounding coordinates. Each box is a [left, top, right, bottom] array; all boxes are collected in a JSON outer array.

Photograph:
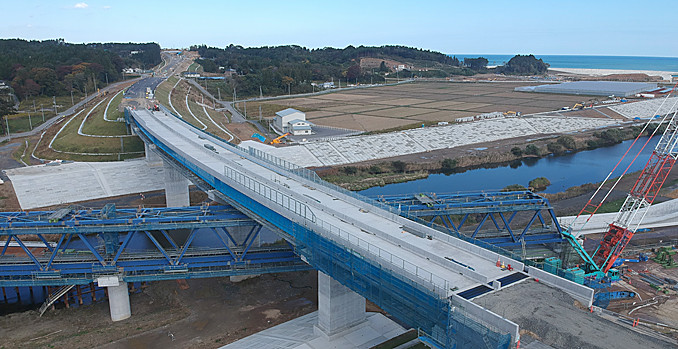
[[128, 105, 611, 347], [131, 107, 524, 299]]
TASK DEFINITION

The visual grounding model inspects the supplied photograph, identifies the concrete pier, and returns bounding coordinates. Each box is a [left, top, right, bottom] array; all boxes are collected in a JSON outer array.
[[163, 161, 190, 207], [108, 282, 131, 322], [145, 143, 162, 164], [316, 272, 366, 337], [98, 277, 131, 322]]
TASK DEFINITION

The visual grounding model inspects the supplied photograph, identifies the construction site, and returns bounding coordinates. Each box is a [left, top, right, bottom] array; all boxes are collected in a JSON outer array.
[[3, 50, 678, 349]]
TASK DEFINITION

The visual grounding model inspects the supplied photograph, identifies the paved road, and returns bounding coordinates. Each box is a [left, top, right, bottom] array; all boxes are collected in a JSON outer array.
[[185, 79, 247, 123], [158, 51, 185, 77], [0, 78, 139, 143], [125, 77, 165, 99]]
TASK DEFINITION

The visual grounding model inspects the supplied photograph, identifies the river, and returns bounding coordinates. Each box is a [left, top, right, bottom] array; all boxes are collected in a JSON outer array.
[[359, 136, 660, 196]]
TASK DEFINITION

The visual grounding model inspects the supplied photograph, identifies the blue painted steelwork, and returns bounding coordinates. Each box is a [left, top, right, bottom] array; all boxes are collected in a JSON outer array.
[[0, 204, 310, 286], [128, 110, 512, 349], [375, 191, 565, 248]]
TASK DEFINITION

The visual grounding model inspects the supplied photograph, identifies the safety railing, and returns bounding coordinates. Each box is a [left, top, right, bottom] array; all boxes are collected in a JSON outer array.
[[311, 216, 450, 296], [246, 147, 404, 216], [222, 162, 451, 296], [223, 165, 316, 223]]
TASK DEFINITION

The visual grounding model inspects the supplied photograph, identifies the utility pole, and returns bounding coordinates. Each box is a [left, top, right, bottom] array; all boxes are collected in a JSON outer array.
[[244, 100, 247, 119], [233, 87, 236, 103], [28, 111, 32, 130], [53, 96, 57, 116], [105, 73, 109, 85], [32, 100, 36, 113], [41, 104, 45, 122], [85, 84, 88, 99], [93, 75, 98, 94], [259, 86, 263, 99], [288, 83, 291, 95], [70, 89, 74, 106], [5, 116, 9, 139], [259, 105, 262, 120], [217, 87, 221, 101]]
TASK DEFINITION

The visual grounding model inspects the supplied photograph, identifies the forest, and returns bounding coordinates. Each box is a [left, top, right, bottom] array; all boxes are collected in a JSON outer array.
[[190, 44, 482, 98], [0, 39, 161, 101]]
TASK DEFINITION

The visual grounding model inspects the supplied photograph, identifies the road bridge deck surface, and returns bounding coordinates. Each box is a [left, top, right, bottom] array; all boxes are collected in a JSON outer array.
[[131, 107, 523, 297]]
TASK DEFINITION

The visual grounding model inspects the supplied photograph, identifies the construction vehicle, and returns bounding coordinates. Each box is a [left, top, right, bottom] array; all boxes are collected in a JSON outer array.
[[503, 111, 521, 116], [560, 86, 678, 282], [150, 104, 160, 111], [573, 103, 584, 110], [269, 133, 290, 145]]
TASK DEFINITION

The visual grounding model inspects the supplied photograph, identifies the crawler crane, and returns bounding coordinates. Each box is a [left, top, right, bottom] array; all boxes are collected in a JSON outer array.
[[561, 87, 678, 280]]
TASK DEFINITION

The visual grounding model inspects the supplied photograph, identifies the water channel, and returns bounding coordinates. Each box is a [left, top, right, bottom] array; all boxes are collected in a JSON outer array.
[[360, 136, 660, 196]]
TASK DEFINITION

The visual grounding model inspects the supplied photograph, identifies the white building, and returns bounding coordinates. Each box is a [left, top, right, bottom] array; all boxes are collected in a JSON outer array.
[[289, 119, 312, 135], [274, 108, 312, 135]]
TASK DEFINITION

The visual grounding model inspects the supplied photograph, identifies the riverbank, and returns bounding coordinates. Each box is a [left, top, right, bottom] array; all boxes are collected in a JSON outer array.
[[318, 124, 651, 192]]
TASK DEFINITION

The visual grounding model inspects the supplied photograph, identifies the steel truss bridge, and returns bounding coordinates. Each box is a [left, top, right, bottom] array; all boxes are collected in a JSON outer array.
[[0, 205, 310, 286], [376, 191, 564, 248]]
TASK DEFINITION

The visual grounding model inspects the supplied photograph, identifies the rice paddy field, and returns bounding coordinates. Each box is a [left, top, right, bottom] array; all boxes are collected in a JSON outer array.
[[245, 81, 617, 132]]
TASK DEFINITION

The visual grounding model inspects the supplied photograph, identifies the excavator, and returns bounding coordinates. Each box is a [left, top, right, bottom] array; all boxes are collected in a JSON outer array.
[[560, 85, 678, 282], [269, 133, 290, 145]]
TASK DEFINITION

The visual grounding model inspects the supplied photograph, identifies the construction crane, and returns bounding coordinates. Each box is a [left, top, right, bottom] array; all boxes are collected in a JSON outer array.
[[269, 133, 290, 145], [561, 87, 678, 279]]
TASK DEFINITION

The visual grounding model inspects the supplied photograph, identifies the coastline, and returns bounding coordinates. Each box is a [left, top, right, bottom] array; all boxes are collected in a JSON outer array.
[[549, 67, 677, 80]]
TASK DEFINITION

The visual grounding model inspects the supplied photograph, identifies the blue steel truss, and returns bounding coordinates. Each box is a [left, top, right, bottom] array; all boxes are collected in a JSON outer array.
[[0, 205, 310, 286], [128, 109, 512, 348], [375, 191, 565, 248]]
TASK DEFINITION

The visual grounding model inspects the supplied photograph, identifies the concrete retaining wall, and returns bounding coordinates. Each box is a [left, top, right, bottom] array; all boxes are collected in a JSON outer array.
[[525, 266, 594, 308]]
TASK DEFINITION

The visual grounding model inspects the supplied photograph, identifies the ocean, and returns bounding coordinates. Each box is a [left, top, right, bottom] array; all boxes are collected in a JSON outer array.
[[452, 54, 678, 72]]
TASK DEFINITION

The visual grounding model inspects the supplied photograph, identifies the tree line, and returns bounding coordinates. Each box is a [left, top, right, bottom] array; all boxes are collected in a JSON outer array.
[[191, 44, 494, 98], [0, 39, 161, 102]]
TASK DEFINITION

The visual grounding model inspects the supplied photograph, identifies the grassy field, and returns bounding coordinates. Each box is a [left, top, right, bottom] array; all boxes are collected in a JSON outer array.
[[79, 93, 129, 136], [17, 93, 84, 113], [106, 90, 125, 121], [29, 91, 145, 162], [188, 62, 203, 73], [155, 76, 178, 108]]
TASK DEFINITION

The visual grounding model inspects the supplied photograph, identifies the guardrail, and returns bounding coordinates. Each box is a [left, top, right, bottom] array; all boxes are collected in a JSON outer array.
[[221, 160, 451, 295], [223, 165, 316, 223]]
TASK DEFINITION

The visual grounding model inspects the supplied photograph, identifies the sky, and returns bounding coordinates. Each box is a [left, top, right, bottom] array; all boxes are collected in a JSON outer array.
[[3, 0, 678, 57]]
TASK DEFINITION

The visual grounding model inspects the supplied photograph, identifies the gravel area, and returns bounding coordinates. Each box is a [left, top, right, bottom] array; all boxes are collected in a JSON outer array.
[[474, 280, 674, 349]]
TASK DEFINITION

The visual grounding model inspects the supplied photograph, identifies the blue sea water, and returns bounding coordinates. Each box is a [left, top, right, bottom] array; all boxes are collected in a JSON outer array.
[[452, 54, 678, 72]]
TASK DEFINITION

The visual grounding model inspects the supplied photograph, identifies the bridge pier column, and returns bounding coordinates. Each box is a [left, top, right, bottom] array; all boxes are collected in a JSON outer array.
[[315, 272, 366, 337], [163, 161, 190, 207], [108, 282, 131, 322], [98, 277, 131, 322], [145, 143, 162, 164]]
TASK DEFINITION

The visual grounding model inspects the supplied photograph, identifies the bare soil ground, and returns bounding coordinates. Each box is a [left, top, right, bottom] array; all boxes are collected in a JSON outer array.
[[251, 81, 611, 132], [0, 272, 319, 349]]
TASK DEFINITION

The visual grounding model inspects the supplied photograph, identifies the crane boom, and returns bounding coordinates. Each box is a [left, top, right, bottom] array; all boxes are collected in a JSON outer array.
[[593, 106, 678, 273], [561, 89, 678, 277]]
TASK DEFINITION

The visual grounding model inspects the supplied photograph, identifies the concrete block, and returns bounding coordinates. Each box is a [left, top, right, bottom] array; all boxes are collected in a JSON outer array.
[[96, 276, 119, 287]]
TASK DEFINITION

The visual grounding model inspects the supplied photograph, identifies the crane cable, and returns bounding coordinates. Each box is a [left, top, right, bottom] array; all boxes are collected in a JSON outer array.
[[567, 83, 678, 234]]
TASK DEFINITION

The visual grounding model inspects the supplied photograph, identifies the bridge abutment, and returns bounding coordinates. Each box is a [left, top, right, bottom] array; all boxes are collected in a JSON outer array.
[[163, 161, 190, 207], [315, 271, 366, 337]]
